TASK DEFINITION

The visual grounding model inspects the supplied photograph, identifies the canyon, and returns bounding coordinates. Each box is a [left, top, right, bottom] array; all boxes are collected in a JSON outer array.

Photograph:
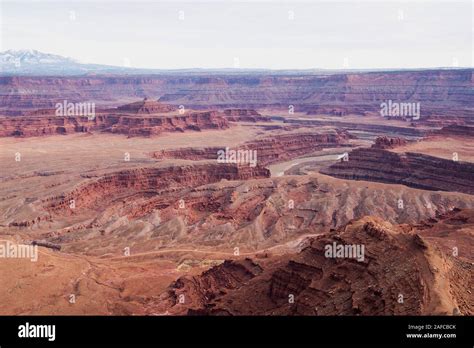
[[0, 67, 473, 316], [1, 69, 472, 125], [151, 129, 353, 166], [156, 209, 473, 316], [320, 148, 474, 194]]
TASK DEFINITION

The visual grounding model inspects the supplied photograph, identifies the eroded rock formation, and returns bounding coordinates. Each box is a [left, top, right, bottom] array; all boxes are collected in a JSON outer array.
[[320, 148, 474, 194], [115, 98, 176, 114], [223, 109, 271, 122], [372, 136, 408, 149], [2, 69, 471, 122], [157, 210, 474, 315], [283, 118, 425, 137], [31, 173, 474, 256], [0, 111, 229, 137], [43, 163, 270, 215], [152, 130, 352, 166]]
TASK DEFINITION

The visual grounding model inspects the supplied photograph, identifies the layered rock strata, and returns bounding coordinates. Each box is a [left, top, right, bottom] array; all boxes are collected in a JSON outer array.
[[282, 118, 425, 137], [320, 148, 474, 194], [158, 211, 473, 315], [432, 125, 474, 137], [0, 111, 228, 137], [372, 136, 408, 149], [115, 98, 176, 114], [152, 130, 352, 166], [222, 109, 271, 122], [2, 69, 471, 121], [43, 163, 270, 214]]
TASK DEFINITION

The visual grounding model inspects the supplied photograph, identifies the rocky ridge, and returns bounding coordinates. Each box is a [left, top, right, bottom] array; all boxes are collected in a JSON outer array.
[[152, 130, 353, 166], [0, 111, 229, 137], [156, 210, 474, 315], [320, 148, 474, 194]]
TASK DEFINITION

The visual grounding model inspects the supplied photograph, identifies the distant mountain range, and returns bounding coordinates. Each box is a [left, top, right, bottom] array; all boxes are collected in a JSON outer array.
[[0, 49, 152, 75], [0, 49, 470, 76]]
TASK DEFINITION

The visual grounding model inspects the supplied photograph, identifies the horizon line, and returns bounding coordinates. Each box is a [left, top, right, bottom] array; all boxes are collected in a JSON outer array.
[[2, 49, 472, 73]]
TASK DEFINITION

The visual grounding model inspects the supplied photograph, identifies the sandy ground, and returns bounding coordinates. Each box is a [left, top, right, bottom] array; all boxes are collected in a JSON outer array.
[[0, 119, 472, 315], [0, 124, 264, 223], [393, 135, 474, 163]]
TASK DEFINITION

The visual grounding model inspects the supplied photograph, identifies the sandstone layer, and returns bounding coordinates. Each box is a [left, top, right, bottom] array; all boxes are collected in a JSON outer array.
[[0, 111, 228, 137], [0, 68, 472, 317], [222, 109, 272, 122], [320, 148, 474, 194], [282, 118, 426, 137], [156, 209, 474, 315], [152, 130, 353, 166], [372, 136, 408, 149], [43, 163, 270, 216], [1, 207, 472, 315], [22, 173, 474, 257], [115, 98, 176, 114], [1, 70, 471, 123]]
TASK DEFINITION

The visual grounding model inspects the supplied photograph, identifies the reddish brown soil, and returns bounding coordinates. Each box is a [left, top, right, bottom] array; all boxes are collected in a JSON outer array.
[[153, 209, 474, 315]]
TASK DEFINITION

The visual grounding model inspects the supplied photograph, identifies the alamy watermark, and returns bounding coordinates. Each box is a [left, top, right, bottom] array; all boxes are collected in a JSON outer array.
[[18, 322, 55, 341], [380, 100, 420, 120], [324, 242, 365, 262], [55, 99, 96, 120], [0, 241, 38, 262], [217, 147, 257, 167]]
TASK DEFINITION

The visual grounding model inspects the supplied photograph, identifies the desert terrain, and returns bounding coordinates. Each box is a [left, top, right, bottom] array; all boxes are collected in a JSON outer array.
[[0, 69, 473, 316]]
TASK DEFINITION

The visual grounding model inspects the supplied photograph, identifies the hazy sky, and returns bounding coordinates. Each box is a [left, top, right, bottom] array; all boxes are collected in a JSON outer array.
[[1, 0, 472, 69]]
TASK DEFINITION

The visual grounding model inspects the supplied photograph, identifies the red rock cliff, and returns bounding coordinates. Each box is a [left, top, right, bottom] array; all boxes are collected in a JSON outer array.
[[320, 147, 474, 194]]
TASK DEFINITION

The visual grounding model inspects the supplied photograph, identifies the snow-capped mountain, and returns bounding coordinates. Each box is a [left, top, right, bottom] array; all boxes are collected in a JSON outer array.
[[0, 49, 88, 75], [0, 49, 250, 76], [0, 49, 144, 75], [0, 49, 77, 65]]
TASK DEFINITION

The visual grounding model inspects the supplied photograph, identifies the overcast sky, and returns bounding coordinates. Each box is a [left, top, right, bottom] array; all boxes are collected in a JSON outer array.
[[1, 0, 472, 69]]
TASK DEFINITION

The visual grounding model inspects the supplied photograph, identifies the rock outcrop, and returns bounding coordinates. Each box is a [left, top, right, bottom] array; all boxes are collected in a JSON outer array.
[[222, 109, 271, 122], [372, 136, 408, 149], [305, 105, 369, 116], [152, 130, 352, 166], [0, 111, 228, 137], [283, 118, 425, 137], [31, 240, 61, 251], [320, 148, 474, 194], [35, 173, 474, 255], [43, 163, 270, 214], [108, 111, 228, 136], [152, 147, 219, 161], [115, 98, 176, 114], [158, 211, 474, 315], [168, 258, 264, 313]]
